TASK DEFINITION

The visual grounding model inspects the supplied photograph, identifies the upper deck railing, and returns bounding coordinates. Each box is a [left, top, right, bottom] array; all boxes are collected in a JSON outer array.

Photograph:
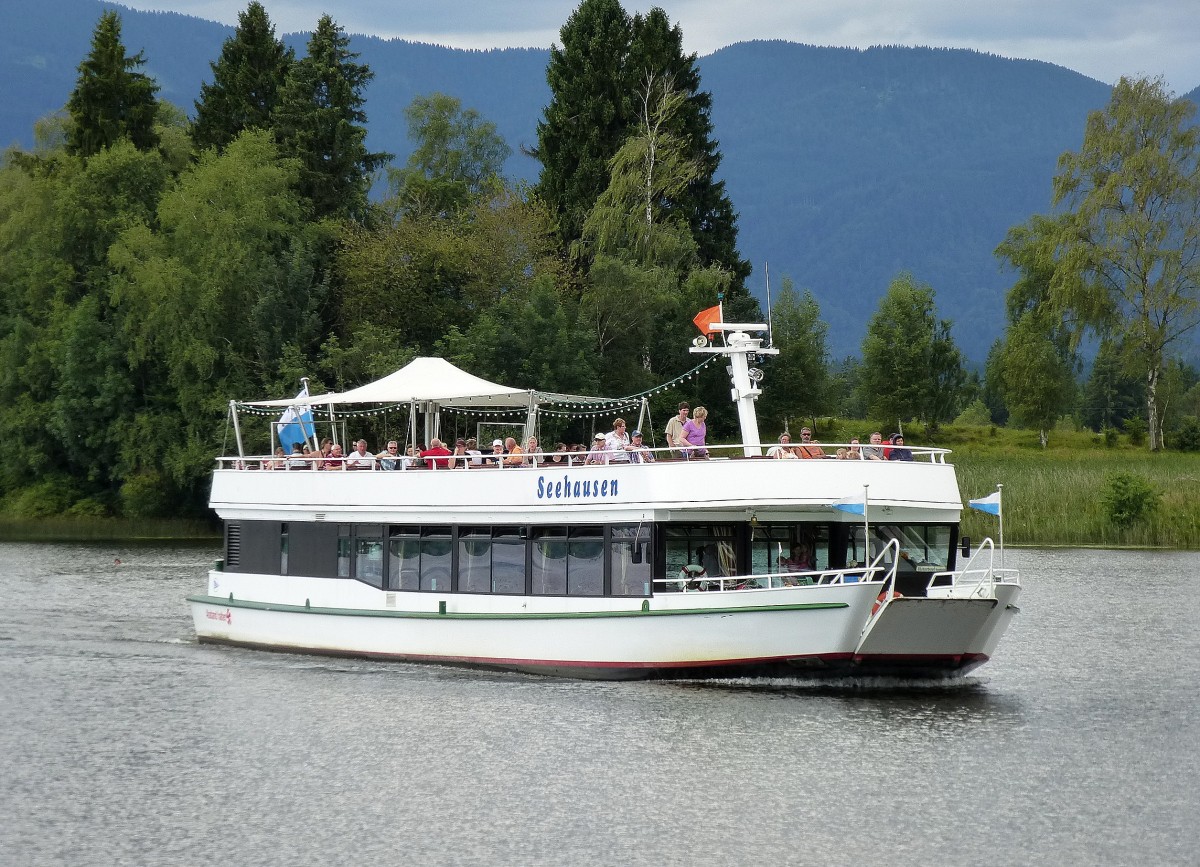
[[215, 442, 952, 471]]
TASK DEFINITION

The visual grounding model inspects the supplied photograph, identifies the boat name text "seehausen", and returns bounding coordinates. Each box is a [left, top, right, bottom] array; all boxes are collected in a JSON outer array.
[[536, 474, 619, 500]]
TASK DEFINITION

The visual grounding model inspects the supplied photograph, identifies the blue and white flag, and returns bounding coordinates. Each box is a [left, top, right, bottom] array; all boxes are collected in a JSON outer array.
[[276, 386, 314, 453], [832, 493, 865, 515], [968, 491, 1002, 516]]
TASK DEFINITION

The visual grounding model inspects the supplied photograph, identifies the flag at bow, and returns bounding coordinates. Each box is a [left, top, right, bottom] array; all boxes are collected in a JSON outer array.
[[968, 490, 1002, 516], [276, 386, 314, 453], [692, 304, 722, 338]]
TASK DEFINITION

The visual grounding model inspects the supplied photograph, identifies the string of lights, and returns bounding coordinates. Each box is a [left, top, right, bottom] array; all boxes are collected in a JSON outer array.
[[233, 356, 718, 422]]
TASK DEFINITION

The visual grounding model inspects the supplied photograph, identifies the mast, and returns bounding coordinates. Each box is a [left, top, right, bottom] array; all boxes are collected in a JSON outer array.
[[690, 322, 778, 457]]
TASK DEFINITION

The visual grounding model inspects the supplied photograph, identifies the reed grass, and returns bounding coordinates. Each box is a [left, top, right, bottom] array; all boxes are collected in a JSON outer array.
[[0, 516, 219, 543], [948, 440, 1200, 549]]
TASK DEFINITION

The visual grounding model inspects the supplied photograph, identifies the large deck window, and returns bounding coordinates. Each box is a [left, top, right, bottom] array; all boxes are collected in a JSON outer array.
[[388, 527, 420, 591], [532, 528, 567, 595], [664, 525, 738, 586], [610, 524, 652, 596], [567, 528, 604, 596], [751, 524, 830, 579], [458, 527, 526, 594]]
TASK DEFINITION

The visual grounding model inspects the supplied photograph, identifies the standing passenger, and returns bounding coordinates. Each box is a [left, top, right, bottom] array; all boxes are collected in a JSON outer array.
[[681, 406, 709, 459], [665, 402, 690, 456], [605, 419, 632, 463]]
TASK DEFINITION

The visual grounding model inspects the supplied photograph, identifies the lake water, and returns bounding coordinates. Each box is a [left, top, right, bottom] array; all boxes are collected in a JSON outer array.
[[0, 543, 1195, 866]]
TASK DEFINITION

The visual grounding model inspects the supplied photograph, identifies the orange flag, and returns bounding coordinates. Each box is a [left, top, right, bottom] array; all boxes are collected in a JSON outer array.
[[692, 304, 722, 337]]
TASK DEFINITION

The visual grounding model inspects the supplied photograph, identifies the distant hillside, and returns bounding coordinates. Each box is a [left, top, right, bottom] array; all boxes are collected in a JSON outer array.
[[4, 0, 1196, 358]]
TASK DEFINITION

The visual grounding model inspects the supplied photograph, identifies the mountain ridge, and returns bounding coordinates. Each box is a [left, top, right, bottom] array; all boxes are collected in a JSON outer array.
[[4, 0, 1198, 358]]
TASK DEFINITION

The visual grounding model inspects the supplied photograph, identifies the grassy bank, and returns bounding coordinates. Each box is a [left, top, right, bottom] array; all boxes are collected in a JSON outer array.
[[954, 449, 1200, 549], [0, 516, 219, 543]]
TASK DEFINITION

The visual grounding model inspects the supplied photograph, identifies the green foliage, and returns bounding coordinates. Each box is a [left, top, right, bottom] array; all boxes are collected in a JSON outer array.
[[998, 311, 1076, 446], [119, 470, 171, 519], [191, 1, 294, 154], [1046, 76, 1200, 450], [1171, 417, 1200, 451], [1102, 471, 1159, 525], [954, 399, 992, 427], [272, 14, 391, 221], [757, 281, 830, 430], [66, 11, 160, 157], [1080, 339, 1144, 431], [1124, 415, 1148, 447], [388, 93, 511, 217], [1, 477, 81, 518], [535, 0, 633, 246], [860, 273, 966, 426]]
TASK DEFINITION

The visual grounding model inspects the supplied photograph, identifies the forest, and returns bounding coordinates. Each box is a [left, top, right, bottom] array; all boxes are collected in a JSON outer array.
[[2, 0, 1199, 525]]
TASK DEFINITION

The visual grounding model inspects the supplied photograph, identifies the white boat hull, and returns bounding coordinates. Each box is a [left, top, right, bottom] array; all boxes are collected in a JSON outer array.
[[190, 570, 1017, 679]]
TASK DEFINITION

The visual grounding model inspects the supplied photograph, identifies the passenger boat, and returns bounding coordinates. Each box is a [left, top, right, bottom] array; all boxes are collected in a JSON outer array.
[[189, 320, 1020, 679]]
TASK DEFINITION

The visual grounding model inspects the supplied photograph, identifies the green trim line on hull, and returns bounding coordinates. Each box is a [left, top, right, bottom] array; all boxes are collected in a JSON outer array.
[[187, 594, 849, 620]]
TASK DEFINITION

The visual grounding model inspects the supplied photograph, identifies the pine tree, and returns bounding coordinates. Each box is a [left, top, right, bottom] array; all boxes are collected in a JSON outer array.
[[534, 0, 634, 246], [65, 11, 160, 158], [192, 1, 294, 154], [272, 15, 390, 221]]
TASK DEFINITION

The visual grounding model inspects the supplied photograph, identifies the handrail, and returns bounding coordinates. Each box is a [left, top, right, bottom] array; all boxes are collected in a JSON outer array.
[[652, 556, 894, 593], [214, 442, 954, 470], [930, 537, 1000, 597]]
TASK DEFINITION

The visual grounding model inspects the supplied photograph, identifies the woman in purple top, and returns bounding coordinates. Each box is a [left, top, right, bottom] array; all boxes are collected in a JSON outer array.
[[681, 406, 709, 459]]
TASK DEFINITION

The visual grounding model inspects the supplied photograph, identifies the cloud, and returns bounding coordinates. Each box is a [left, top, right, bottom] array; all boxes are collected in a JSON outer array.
[[115, 0, 1200, 93]]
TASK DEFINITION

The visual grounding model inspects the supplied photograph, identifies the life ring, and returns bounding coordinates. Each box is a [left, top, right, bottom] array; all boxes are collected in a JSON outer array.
[[680, 563, 707, 590], [872, 590, 903, 615]]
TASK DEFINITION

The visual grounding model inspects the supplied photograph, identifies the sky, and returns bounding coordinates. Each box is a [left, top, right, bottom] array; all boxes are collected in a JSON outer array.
[[117, 1, 1200, 95]]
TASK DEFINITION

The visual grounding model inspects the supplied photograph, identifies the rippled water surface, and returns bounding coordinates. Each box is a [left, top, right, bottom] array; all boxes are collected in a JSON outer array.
[[0, 543, 1195, 866]]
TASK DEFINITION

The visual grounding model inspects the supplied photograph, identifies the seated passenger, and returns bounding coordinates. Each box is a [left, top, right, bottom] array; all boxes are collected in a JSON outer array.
[[287, 443, 309, 470], [769, 432, 799, 459], [861, 431, 885, 461], [376, 440, 400, 471], [464, 438, 483, 467], [421, 437, 453, 469], [270, 446, 286, 470], [780, 542, 813, 573], [795, 427, 825, 458], [888, 433, 914, 461], [483, 439, 505, 467], [449, 438, 470, 469], [503, 436, 524, 467], [345, 439, 375, 470], [628, 430, 655, 463], [322, 443, 346, 470], [585, 433, 609, 465], [525, 436, 542, 467], [844, 437, 865, 459]]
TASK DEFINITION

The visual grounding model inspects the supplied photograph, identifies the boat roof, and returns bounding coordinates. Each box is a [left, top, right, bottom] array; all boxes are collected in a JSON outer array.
[[245, 357, 536, 409]]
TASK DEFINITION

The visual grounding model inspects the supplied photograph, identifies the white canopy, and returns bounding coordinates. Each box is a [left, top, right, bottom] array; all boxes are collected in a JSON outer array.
[[246, 357, 534, 408]]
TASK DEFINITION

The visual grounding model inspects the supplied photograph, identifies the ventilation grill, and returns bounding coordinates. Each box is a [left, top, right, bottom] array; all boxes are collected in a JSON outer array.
[[225, 524, 241, 568], [385, 593, 397, 608], [314, 513, 326, 522]]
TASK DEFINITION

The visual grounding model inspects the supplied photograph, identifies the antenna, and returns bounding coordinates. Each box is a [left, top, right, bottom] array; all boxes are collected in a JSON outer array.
[[764, 263, 774, 348]]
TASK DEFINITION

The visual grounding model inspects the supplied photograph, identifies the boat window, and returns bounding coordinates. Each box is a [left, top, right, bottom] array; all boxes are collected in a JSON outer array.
[[280, 523, 288, 575], [458, 529, 491, 593], [610, 524, 652, 596], [664, 525, 738, 585], [532, 527, 567, 595], [388, 529, 420, 591], [421, 527, 453, 592], [846, 524, 953, 573], [567, 527, 604, 596], [355, 539, 385, 588], [492, 527, 525, 594], [337, 524, 351, 578], [751, 524, 830, 577]]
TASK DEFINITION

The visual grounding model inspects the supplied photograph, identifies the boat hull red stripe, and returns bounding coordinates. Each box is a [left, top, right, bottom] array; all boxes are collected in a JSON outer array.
[[197, 636, 986, 680]]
